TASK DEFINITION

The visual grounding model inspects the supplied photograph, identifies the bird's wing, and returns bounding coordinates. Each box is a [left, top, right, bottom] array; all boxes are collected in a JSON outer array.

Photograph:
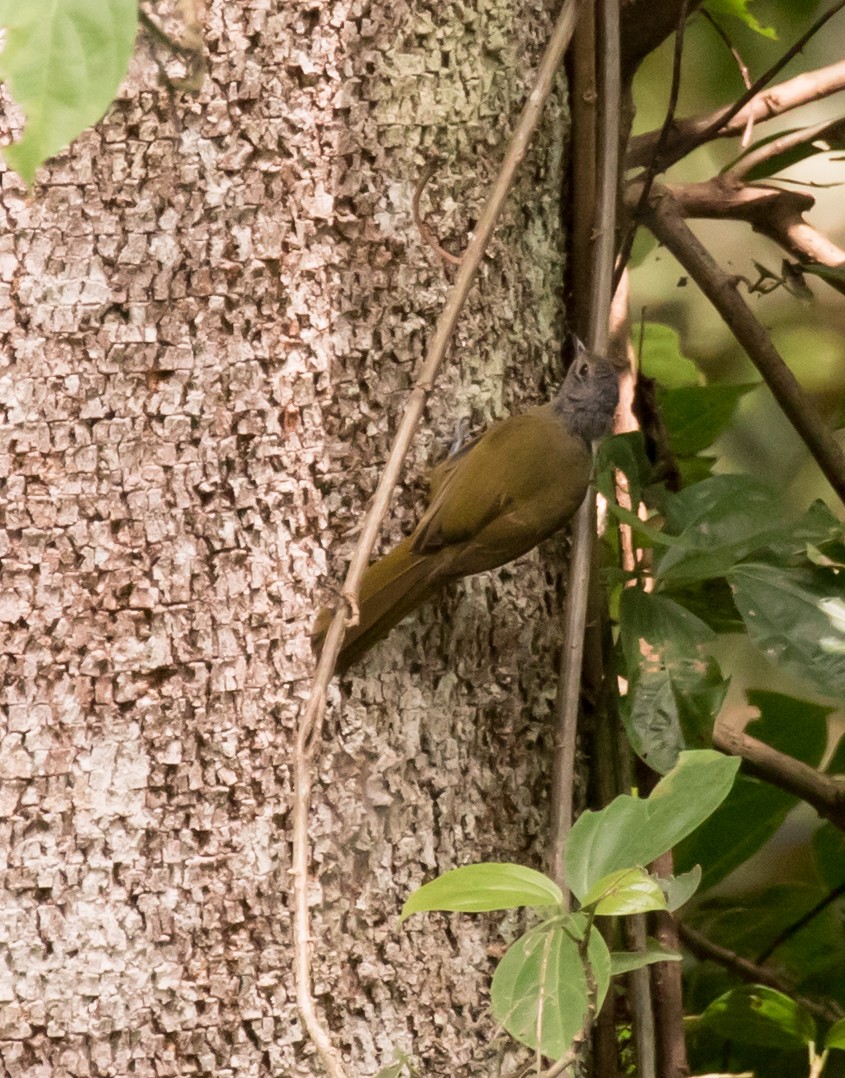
[[412, 407, 581, 555]]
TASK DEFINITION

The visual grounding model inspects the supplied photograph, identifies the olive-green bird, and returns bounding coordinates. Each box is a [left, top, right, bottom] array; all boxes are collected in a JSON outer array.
[[314, 348, 619, 673]]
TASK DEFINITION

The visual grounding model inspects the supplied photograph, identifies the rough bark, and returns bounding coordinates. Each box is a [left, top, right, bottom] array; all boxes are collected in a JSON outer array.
[[0, 1, 571, 1074]]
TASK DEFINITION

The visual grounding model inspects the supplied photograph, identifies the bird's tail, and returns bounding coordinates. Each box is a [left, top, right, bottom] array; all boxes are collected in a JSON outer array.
[[312, 537, 442, 674]]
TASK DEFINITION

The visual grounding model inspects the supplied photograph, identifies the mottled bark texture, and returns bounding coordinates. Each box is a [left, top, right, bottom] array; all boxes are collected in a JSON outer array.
[[0, 1, 570, 1074]]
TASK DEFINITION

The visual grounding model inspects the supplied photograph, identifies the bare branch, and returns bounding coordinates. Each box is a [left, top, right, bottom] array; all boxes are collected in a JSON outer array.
[[651, 852, 689, 1078], [664, 178, 845, 296], [615, 0, 690, 288], [713, 725, 845, 831], [653, 0, 845, 172], [699, 9, 754, 146], [293, 2, 582, 1068], [548, 0, 622, 891], [725, 115, 845, 181], [640, 186, 845, 506], [629, 59, 845, 169]]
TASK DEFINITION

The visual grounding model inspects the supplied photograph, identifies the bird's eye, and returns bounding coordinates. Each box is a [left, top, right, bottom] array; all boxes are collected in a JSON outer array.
[[579, 361, 589, 378]]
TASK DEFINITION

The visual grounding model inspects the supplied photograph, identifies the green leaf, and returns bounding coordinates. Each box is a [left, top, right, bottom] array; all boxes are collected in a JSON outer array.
[[728, 560, 845, 698], [619, 589, 727, 772], [564, 750, 739, 901], [699, 986, 816, 1049], [400, 863, 562, 922], [491, 915, 611, 1059], [703, 0, 777, 39], [595, 431, 653, 510], [659, 384, 756, 457], [825, 1017, 845, 1051], [639, 323, 702, 388], [812, 824, 845, 890], [659, 865, 702, 912], [0, 0, 139, 184], [610, 940, 682, 975], [581, 867, 667, 916], [657, 476, 786, 584], [674, 776, 794, 891], [746, 690, 830, 768]]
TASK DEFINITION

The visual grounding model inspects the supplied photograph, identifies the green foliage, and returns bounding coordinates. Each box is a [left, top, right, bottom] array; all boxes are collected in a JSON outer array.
[[0, 0, 138, 184], [400, 863, 561, 921], [619, 589, 728, 772], [402, 752, 735, 1062], [696, 986, 815, 1049], [491, 914, 611, 1060], [702, 0, 777, 39], [564, 751, 739, 900]]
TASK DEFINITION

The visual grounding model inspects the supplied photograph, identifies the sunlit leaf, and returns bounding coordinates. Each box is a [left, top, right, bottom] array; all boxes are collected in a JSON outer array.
[[401, 863, 562, 922], [491, 915, 611, 1059], [0, 0, 138, 184], [565, 751, 739, 901], [581, 867, 667, 916], [659, 865, 702, 911]]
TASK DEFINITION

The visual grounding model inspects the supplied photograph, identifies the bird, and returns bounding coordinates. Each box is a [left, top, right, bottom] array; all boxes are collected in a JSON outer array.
[[313, 344, 620, 674]]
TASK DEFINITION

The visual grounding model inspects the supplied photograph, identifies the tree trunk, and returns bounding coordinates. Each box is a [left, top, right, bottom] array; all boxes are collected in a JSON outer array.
[[0, 1, 572, 1073]]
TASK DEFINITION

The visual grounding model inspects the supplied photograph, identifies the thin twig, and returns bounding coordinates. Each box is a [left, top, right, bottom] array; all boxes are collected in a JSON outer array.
[[614, 0, 690, 290], [412, 159, 463, 267], [650, 854, 689, 1076], [628, 59, 845, 168], [293, 2, 582, 1070], [679, 923, 843, 1024], [712, 725, 845, 832], [699, 10, 754, 146], [756, 880, 845, 965], [548, 0, 621, 890], [641, 186, 845, 506], [656, 0, 845, 172]]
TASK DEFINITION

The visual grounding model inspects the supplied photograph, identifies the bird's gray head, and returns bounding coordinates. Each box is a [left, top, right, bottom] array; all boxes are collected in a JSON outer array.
[[554, 342, 619, 443]]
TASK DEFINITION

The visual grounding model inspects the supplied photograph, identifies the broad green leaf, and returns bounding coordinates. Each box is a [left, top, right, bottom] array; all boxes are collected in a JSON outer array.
[[595, 431, 653, 511], [728, 560, 845, 698], [619, 589, 727, 772], [808, 541, 845, 570], [0, 0, 138, 184], [659, 384, 756, 458], [746, 690, 830, 768], [659, 865, 702, 911], [639, 323, 701, 388], [491, 915, 611, 1059], [699, 986, 815, 1049], [581, 867, 667, 916], [619, 589, 715, 672], [812, 824, 845, 890], [400, 863, 562, 922], [565, 751, 739, 900], [826, 1018, 845, 1051], [674, 776, 794, 891], [657, 476, 786, 584], [703, 0, 777, 39], [610, 940, 682, 975]]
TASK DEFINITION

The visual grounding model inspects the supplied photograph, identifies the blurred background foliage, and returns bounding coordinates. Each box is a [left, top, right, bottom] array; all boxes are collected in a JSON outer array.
[[630, 4, 845, 1070]]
